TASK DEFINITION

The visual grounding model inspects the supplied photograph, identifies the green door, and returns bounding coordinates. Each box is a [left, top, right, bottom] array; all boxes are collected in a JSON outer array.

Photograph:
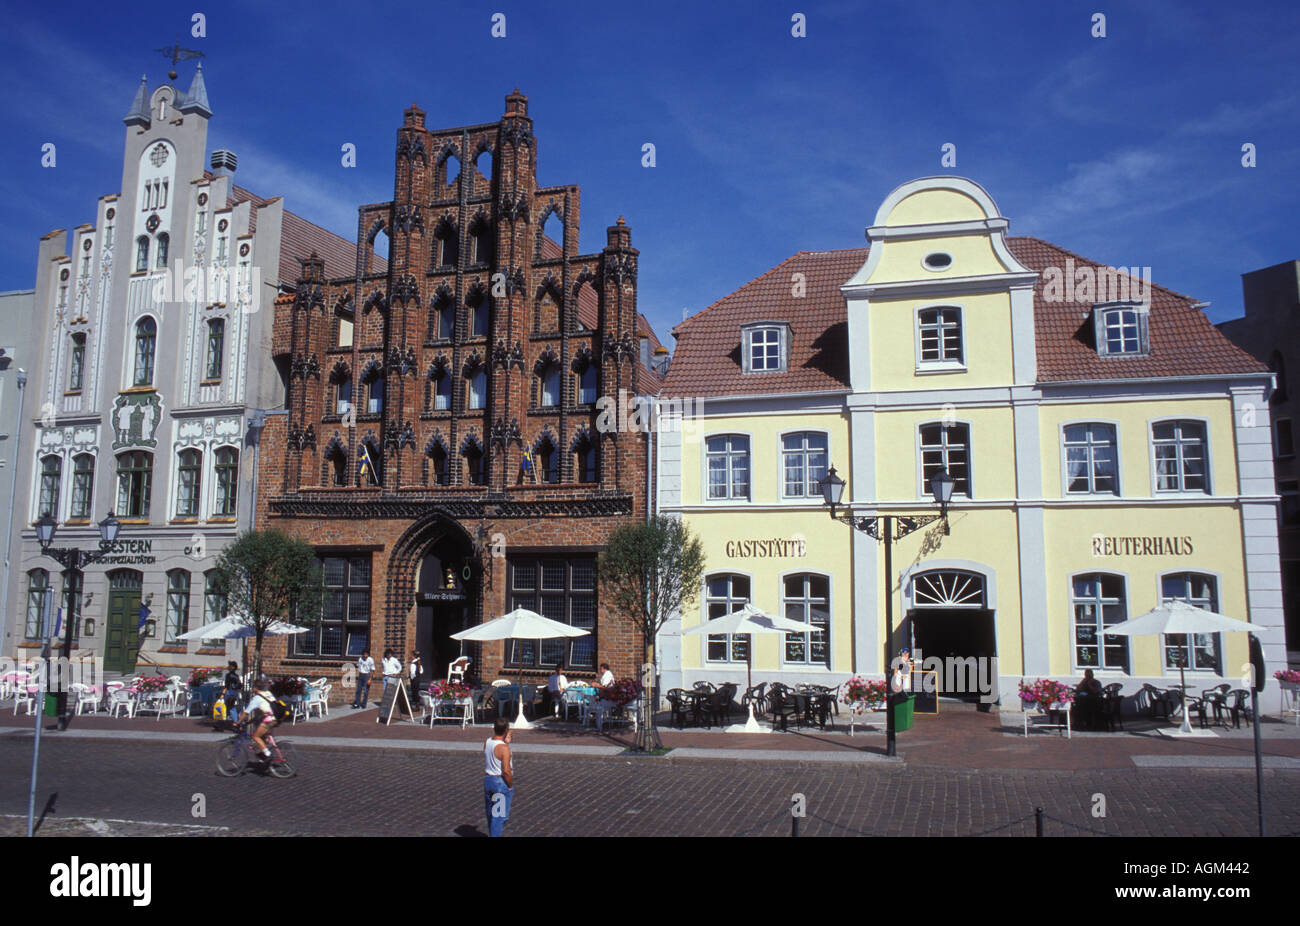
[[104, 570, 143, 675]]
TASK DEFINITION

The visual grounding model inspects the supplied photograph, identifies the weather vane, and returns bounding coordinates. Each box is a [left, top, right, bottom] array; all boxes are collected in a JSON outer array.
[[154, 44, 205, 81]]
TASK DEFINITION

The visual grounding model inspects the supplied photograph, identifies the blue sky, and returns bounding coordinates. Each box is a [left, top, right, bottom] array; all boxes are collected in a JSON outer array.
[[2, 0, 1297, 342]]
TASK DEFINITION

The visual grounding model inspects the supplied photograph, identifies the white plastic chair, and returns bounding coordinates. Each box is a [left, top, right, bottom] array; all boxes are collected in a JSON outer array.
[[304, 685, 327, 720], [13, 683, 38, 716], [70, 683, 99, 715], [1283, 685, 1300, 726], [108, 688, 137, 718], [448, 657, 472, 682]]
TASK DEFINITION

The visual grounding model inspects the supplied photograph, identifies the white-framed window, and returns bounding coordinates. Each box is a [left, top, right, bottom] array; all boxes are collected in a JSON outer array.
[[69, 453, 94, 520], [1152, 419, 1209, 493], [705, 434, 750, 501], [133, 317, 157, 387], [919, 422, 970, 497], [38, 455, 62, 521], [1160, 573, 1221, 672], [781, 431, 827, 498], [175, 448, 202, 518], [916, 306, 964, 367], [115, 450, 152, 518], [68, 334, 86, 392], [201, 570, 228, 648], [164, 569, 191, 644], [1064, 422, 1119, 495], [213, 447, 239, 517], [1095, 304, 1150, 356], [705, 573, 750, 663], [782, 573, 829, 667], [205, 318, 224, 380], [741, 323, 788, 373], [1274, 418, 1294, 460], [1071, 573, 1129, 671]]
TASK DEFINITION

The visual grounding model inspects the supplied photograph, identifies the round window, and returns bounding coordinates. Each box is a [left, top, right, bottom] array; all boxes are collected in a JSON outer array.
[[83, 238, 93, 252], [923, 252, 953, 271], [197, 192, 208, 207], [106, 207, 116, 221]]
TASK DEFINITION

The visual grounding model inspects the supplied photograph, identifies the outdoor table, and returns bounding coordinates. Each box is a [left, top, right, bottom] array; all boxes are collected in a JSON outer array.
[[494, 684, 539, 719], [430, 696, 473, 728], [1022, 702, 1072, 738]]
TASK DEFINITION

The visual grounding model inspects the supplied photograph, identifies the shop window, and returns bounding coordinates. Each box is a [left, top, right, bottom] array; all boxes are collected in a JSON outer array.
[[705, 573, 750, 663], [1071, 574, 1129, 671]]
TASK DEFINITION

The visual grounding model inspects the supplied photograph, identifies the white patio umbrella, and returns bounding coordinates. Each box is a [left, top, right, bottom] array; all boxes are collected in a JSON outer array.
[[451, 607, 590, 730], [1104, 600, 1257, 735], [177, 617, 311, 640], [179, 615, 310, 683], [683, 603, 811, 732]]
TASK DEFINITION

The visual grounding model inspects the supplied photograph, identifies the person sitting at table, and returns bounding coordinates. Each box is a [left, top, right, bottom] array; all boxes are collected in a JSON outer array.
[[546, 665, 568, 716], [1075, 669, 1103, 729], [596, 662, 615, 689]]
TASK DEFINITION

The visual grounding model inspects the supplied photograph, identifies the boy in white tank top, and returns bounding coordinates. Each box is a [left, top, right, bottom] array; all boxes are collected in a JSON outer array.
[[484, 718, 513, 837]]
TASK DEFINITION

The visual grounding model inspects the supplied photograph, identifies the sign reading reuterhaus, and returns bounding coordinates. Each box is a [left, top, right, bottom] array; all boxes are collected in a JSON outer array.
[[1090, 535, 1194, 556]]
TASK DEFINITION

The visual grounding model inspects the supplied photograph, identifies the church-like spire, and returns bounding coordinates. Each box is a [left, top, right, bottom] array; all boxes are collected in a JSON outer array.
[[123, 75, 150, 127], [178, 62, 212, 118]]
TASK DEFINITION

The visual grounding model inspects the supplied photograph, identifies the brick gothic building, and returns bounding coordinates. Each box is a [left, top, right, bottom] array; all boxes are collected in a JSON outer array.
[[257, 91, 663, 696]]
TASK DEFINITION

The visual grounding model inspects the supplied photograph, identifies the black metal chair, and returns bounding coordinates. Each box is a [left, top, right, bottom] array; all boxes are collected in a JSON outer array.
[[692, 681, 716, 693], [741, 682, 767, 717], [1101, 692, 1124, 731], [1101, 682, 1124, 697]]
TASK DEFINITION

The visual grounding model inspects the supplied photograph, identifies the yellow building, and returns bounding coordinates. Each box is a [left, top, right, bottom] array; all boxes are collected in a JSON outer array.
[[656, 177, 1283, 705]]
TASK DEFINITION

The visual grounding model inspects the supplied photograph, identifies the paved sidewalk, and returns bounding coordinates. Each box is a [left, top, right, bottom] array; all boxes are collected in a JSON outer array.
[[3, 699, 1298, 769]]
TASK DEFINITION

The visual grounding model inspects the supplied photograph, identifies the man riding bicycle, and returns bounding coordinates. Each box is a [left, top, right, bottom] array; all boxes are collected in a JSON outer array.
[[239, 676, 281, 768]]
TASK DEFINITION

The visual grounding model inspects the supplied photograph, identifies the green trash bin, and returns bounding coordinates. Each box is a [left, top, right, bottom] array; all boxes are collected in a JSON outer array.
[[892, 694, 915, 732], [43, 693, 60, 717]]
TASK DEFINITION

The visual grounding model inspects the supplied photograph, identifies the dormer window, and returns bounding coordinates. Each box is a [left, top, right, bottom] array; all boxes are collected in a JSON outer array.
[[1095, 304, 1149, 357], [741, 323, 789, 373]]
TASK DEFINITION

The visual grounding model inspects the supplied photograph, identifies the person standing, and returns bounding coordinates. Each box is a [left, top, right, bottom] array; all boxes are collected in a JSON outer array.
[[222, 661, 243, 724], [546, 665, 568, 717], [381, 649, 402, 701], [352, 649, 375, 709], [483, 718, 514, 837], [408, 651, 423, 704]]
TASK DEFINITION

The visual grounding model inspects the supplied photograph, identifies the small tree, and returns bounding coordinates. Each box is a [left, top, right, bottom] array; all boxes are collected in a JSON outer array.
[[598, 515, 706, 750], [210, 529, 325, 679]]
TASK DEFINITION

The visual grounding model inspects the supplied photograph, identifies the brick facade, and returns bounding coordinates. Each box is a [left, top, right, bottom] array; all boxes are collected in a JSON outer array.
[[257, 91, 657, 697]]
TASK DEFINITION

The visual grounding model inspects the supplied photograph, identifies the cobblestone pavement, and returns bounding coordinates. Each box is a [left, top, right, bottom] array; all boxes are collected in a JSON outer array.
[[3, 735, 1298, 837]]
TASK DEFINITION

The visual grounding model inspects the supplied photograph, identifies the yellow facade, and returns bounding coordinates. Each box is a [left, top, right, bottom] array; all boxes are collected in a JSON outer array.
[[661, 176, 1280, 703]]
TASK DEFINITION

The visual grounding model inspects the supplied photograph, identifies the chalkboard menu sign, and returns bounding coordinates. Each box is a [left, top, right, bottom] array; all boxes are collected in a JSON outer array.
[[378, 679, 413, 725]]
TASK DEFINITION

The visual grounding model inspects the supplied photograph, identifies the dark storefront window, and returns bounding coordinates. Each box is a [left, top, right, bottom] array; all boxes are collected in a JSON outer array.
[[294, 554, 371, 658], [505, 556, 596, 670]]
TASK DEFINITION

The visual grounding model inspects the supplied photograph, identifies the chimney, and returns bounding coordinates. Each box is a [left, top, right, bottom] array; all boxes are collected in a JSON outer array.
[[653, 346, 670, 375], [211, 149, 238, 178]]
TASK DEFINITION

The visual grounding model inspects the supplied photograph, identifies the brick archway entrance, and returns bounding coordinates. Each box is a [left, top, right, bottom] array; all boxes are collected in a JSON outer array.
[[388, 513, 482, 688]]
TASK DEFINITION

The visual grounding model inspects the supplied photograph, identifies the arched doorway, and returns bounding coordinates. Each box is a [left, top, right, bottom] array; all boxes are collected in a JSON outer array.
[[903, 568, 996, 703], [414, 530, 479, 686]]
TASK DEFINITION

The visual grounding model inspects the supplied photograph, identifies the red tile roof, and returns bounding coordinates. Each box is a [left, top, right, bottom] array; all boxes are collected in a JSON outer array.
[[662, 238, 1265, 398], [227, 184, 380, 284]]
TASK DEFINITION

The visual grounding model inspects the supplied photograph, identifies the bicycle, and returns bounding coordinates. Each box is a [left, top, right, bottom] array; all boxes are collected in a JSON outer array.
[[216, 724, 298, 778]]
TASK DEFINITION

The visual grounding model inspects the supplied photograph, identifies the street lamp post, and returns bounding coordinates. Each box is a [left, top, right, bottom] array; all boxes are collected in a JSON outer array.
[[817, 466, 955, 757], [34, 510, 121, 730]]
